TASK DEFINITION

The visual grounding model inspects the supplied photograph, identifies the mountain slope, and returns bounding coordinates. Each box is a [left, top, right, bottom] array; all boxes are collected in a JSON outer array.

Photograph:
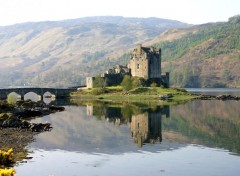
[[1, 15, 239, 88], [0, 16, 188, 88], [153, 15, 240, 87]]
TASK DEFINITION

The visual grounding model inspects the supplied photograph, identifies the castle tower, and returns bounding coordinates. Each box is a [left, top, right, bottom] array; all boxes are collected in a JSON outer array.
[[128, 44, 161, 79]]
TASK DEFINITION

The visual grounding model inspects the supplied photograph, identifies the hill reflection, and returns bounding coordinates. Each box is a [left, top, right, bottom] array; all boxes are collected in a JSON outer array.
[[30, 100, 240, 155]]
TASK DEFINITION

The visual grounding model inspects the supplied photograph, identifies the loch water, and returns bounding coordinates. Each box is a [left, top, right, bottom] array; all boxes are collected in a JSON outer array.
[[15, 89, 240, 176]]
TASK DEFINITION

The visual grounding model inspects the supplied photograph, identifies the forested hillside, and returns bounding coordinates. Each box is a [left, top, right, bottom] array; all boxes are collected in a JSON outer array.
[[155, 15, 240, 87]]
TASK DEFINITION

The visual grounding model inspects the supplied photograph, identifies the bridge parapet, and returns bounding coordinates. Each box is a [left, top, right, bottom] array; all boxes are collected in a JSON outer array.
[[0, 88, 77, 100]]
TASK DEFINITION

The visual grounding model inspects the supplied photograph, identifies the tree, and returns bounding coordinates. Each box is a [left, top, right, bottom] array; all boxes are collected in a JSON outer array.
[[131, 77, 142, 88], [121, 75, 132, 91], [93, 77, 105, 88]]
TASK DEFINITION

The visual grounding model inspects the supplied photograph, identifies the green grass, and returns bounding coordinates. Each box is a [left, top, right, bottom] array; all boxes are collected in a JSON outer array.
[[71, 86, 197, 105]]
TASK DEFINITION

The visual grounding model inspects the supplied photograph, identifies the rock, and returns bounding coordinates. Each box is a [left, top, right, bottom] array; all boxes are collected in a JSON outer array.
[[159, 94, 173, 100], [195, 94, 240, 101], [20, 120, 31, 129], [49, 106, 65, 112], [17, 109, 43, 118], [31, 123, 52, 132], [195, 95, 216, 100], [2, 116, 22, 128], [216, 95, 240, 100]]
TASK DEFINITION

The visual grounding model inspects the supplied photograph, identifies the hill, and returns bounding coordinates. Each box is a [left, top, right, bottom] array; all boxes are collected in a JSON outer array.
[[154, 15, 240, 87], [1, 15, 239, 88], [0, 16, 188, 88]]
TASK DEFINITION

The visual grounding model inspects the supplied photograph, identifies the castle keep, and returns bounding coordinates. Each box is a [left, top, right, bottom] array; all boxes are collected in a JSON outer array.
[[128, 44, 161, 79], [86, 44, 169, 88]]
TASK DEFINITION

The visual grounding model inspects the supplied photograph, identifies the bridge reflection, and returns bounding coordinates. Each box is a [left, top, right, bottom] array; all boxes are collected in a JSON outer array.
[[86, 104, 170, 147]]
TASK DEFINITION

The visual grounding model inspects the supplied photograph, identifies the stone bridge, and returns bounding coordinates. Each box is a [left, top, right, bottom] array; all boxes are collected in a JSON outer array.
[[0, 88, 77, 101]]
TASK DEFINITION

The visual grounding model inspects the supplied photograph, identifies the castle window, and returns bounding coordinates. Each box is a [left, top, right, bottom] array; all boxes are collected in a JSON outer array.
[[137, 64, 140, 69]]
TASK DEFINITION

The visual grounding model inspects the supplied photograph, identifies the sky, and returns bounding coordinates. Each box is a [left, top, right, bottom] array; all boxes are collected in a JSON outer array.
[[0, 0, 239, 26]]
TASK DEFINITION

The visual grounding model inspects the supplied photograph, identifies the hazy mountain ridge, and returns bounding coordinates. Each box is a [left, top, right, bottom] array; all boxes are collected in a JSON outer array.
[[0, 16, 239, 88], [0, 16, 188, 87]]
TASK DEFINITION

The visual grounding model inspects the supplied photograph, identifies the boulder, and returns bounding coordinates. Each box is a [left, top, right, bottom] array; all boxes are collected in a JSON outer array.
[[49, 106, 65, 112], [2, 116, 22, 128], [159, 94, 173, 100], [31, 123, 52, 132]]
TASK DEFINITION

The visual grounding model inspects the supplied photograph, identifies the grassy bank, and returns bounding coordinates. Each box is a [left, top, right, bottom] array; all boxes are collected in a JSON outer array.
[[71, 86, 197, 105]]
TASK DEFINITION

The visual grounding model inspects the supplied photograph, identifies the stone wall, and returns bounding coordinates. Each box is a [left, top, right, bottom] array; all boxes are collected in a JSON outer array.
[[161, 72, 170, 88]]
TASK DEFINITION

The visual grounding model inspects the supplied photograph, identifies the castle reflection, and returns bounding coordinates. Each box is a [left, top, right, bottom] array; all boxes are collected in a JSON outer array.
[[86, 104, 170, 147]]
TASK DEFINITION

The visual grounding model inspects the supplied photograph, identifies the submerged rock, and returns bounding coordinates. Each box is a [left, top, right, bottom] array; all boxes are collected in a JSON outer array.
[[31, 123, 52, 132], [216, 95, 240, 100], [195, 94, 240, 100]]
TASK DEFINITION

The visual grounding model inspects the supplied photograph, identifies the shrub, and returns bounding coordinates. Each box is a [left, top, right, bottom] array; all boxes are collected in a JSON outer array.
[[150, 82, 158, 87], [121, 75, 132, 91], [0, 168, 16, 176], [0, 148, 14, 166], [131, 77, 143, 88]]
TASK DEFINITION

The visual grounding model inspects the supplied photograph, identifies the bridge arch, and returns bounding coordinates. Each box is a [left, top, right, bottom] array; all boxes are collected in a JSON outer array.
[[43, 91, 56, 98], [6, 92, 21, 103], [24, 92, 41, 102], [0, 88, 76, 101]]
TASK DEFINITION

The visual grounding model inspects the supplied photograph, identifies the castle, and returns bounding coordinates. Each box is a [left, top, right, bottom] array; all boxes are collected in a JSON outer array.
[[86, 44, 169, 88]]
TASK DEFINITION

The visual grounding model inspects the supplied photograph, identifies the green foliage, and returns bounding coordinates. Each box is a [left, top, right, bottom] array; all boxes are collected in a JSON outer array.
[[131, 77, 143, 88], [155, 22, 240, 62], [155, 19, 240, 87], [121, 75, 132, 91], [129, 87, 150, 94], [121, 76, 144, 91], [0, 113, 13, 121], [228, 15, 240, 24], [91, 88, 109, 95], [93, 77, 105, 88]]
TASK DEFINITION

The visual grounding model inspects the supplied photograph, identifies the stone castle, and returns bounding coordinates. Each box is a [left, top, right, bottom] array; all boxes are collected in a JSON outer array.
[[86, 44, 169, 88]]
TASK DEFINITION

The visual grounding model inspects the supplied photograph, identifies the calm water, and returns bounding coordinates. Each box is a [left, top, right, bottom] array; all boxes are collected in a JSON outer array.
[[186, 88, 240, 96], [15, 89, 240, 176]]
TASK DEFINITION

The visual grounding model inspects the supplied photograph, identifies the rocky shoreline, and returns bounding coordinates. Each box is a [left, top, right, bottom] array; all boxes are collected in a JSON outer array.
[[195, 94, 240, 100], [0, 100, 65, 163]]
